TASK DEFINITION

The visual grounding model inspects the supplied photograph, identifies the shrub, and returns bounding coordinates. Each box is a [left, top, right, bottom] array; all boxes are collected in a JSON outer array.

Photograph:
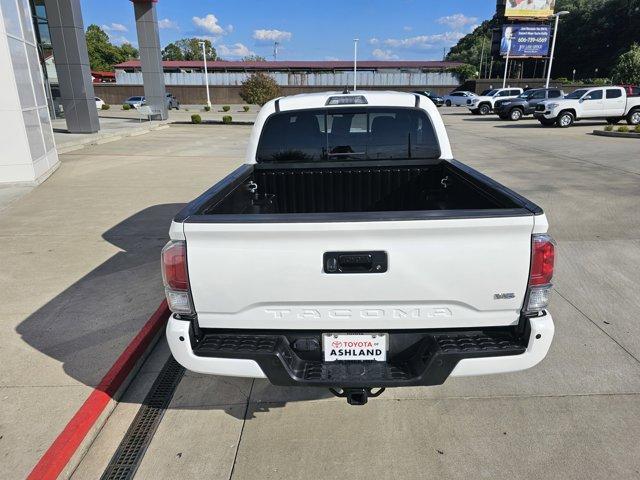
[[555, 77, 570, 84], [204, 105, 211, 112], [122, 104, 131, 110], [243, 105, 250, 112], [634, 124, 640, 133], [222, 105, 231, 112], [604, 125, 613, 132], [239, 72, 281, 106], [449, 64, 477, 81], [617, 125, 629, 133], [101, 104, 110, 110], [222, 115, 232, 124], [191, 114, 202, 124]]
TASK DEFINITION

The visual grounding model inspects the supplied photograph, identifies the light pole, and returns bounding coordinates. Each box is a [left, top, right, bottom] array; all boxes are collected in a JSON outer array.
[[353, 38, 359, 91], [572, 68, 576, 82], [199, 41, 211, 109], [546, 11, 570, 89], [502, 31, 513, 88]]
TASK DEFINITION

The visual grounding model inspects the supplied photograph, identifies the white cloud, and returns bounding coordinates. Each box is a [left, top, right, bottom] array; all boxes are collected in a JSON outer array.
[[158, 18, 178, 29], [109, 35, 134, 46], [192, 14, 228, 36], [436, 13, 478, 30], [227, 24, 234, 33], [403, 26, 413, 32], [324, 56, 341, 61], [368, 37, 380, 45], [371, 48, 399, 60], [102, 23, 128, 32], [217, 43, 255, 58], [252, 29, 292, 43], [382, 32, 465, 50]]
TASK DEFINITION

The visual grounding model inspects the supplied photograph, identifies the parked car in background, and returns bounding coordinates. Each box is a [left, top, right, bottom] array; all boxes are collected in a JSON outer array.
[[494, 88, 564, 121], [467, 88, 523, 115], [124, 96, 146, 108], [534, 86, 640, 128], [443, 90, 476, 107], [166, 93, 180, 109], [95, 97, 105, 109], [413, 90, 444, 107]]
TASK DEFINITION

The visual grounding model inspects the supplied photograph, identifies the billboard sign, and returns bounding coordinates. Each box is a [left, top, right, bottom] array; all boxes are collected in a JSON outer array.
[[501, 24, 551, 57], [505, 0, 556, 18]]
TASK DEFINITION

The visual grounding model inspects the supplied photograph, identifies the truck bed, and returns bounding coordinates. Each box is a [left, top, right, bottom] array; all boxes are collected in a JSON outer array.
[[177, 160, 541, 222]]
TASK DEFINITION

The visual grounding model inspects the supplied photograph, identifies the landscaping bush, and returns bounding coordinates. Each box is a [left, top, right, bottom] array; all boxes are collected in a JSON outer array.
[[122, 104, 131, 110], [204, 105, 211, 112], [635, 125, 640, 133], [243, 105, 250, 112], [604, 125, 613, 132], [222, 105, 230, 112], [101, 104, 110, 110], [239, 72, 281, 106], [222, 115, 232, 124], [617, 125, 629, 133], [191, 114, 202, 124]]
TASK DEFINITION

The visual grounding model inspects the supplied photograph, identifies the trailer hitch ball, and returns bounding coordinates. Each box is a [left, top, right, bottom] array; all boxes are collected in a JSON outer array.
[[329, 387, 386, 406]]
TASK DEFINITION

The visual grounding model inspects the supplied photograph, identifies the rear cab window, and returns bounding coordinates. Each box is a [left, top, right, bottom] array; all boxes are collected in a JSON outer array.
[[606, 89, 622, 99], [256, 107, 441, 163]]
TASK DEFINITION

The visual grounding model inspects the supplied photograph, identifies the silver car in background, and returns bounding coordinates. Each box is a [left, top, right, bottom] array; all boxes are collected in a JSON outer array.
[[443, 90, 477, 107]]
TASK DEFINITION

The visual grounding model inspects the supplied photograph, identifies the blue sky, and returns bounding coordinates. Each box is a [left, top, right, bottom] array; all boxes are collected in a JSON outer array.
[[80, 0, 495, 60]]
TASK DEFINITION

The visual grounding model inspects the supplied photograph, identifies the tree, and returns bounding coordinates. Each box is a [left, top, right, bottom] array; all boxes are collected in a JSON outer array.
[[450, 64, 478, 82], [242, 55, 267, 62], [239, 73, 280, 106], [446, 0, 640, 80], [85, 25, 138, 71], [161, 38, 217, 61], [611, 43, 640, 84]]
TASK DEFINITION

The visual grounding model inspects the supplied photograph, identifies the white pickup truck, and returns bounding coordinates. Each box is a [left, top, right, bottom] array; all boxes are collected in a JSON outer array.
[[163, 91, 555, 405], [466, 87, 524, 115], [534, 86, 640, 127]]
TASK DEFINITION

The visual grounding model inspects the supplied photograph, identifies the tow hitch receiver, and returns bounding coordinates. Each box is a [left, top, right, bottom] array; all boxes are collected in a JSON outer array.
[[329, 387, 386, 405]]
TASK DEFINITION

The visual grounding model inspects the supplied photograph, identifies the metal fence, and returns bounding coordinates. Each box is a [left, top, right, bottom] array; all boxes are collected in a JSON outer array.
[[115, 70, 460, 87]]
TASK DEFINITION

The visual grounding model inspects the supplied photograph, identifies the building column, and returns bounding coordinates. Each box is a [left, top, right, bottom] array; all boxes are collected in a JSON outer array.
[[0, 0, 59, 184], [133, 0, 167, 120], [45, 0, 99, 133]]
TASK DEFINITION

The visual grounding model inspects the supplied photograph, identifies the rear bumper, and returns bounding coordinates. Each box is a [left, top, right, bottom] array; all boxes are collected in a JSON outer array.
[[167, 313, 554, 387]]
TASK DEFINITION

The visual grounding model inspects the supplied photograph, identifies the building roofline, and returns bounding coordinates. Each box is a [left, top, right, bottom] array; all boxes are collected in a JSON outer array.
[[114, 60, 462, 70]]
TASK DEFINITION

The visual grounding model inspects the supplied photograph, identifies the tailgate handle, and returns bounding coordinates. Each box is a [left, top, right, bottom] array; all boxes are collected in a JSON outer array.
[[324, 251, 387, 274]]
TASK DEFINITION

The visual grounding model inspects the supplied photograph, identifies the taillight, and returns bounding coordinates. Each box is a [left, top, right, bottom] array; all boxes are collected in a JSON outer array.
[[525, 234, 556, 314], [161, 241, 192, 313]]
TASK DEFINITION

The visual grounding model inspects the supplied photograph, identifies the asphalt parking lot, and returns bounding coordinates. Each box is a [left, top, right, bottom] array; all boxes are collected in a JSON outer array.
[[4, 107, 640, 479]]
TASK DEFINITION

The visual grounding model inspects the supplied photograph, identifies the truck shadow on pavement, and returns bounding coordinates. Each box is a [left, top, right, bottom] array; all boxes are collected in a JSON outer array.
[[16, 203, 330, 415]]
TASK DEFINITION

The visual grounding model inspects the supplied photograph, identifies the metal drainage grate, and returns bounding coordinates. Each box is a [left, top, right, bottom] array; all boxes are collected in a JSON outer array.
[[101, 356, 185, 480]]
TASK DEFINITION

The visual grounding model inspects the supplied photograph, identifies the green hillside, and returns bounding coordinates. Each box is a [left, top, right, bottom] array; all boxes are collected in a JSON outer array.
[[447, 0, 640, 80]]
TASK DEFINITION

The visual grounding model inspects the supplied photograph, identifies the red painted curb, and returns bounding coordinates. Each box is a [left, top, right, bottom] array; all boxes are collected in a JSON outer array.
[[27, 300, 170, 480]]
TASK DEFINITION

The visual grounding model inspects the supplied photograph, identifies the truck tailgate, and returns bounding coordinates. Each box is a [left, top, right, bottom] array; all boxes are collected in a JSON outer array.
[[183, 216, 534, 330]]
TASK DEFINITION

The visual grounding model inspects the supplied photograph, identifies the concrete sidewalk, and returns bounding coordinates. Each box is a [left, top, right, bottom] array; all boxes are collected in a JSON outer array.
[[0, 124, 251, 479]]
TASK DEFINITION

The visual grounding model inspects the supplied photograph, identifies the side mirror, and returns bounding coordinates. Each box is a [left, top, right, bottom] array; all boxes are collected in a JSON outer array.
[[583, 95, 592, 101]]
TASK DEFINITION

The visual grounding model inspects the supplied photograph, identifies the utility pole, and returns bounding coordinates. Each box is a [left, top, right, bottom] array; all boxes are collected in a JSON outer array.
[[546, 11, 570, 88], [502, 32, 512, 88], [479, 37, 486, 80], [353, 38, 359, 91], [199, 41, 211, 109]]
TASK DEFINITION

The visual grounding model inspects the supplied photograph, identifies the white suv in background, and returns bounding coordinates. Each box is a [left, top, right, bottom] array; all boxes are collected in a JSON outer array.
[[443, 91, 477, 107], [467, 88, 524, 115]]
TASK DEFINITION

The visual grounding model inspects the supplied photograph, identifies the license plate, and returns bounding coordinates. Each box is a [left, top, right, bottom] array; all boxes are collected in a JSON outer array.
[[322, 333, 387, 362]]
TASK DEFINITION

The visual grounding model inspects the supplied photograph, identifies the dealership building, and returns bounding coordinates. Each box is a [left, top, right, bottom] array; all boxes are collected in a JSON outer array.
[[0, 0, 168, 185]]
